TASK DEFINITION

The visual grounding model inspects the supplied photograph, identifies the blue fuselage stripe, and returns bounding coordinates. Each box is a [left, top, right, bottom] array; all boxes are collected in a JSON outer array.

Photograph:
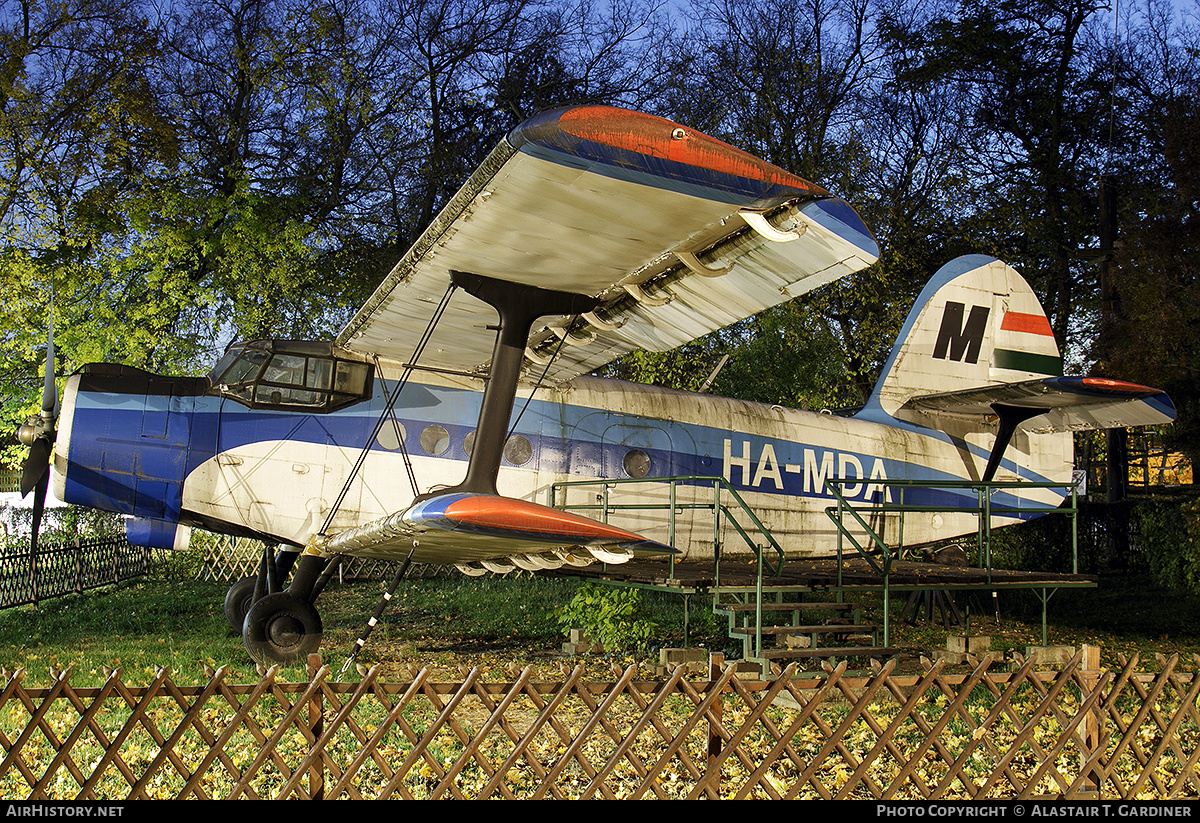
[[62, 376, 1062, 529]]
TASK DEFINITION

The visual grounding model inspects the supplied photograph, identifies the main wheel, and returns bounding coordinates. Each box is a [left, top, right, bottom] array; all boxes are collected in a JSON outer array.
[[223, 576, 258, 633], [242, 592, 323, 665]]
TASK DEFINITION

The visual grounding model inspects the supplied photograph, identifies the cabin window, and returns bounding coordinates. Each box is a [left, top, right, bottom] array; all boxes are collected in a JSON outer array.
[[209, 340, 372, 412], [503, 434, 533, 466], [376, 422, 406, 451], [623, 449, 651, 478], [420, 425, 450, 455]]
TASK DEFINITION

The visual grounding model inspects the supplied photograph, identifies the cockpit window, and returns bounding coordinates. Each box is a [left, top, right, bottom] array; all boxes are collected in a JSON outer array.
[[209, 340, 373, 412]]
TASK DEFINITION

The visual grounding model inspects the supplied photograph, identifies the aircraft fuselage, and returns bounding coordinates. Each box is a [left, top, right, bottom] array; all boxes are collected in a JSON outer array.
[[52, 350, 1073, 564]]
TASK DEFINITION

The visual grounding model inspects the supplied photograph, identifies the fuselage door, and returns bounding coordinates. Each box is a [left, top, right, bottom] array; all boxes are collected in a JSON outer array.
[[600, 421, 694, 551]]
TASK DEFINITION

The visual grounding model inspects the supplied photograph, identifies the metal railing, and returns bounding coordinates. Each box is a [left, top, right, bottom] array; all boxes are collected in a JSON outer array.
[[824, 477, 1081, 644], [547, 474, 786, 579], [548, 473, 1083, 652]]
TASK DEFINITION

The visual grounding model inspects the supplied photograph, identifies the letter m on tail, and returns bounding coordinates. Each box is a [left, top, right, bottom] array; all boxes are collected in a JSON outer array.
[[933, 302, 989, 364]]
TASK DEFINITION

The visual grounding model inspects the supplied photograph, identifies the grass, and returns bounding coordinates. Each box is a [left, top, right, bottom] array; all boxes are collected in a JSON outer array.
[[2, 567, 1199, 689], [0, 572, 729, 688], [0, 577, 249, 686]]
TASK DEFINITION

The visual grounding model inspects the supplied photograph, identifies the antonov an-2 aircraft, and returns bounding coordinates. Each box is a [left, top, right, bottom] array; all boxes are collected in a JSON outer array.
[[17, 106, 1175, 665]]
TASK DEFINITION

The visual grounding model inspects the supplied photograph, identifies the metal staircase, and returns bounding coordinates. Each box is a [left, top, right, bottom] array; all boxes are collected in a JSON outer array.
[[548, 474, 902, 670], [549, 472, 1084, 672]]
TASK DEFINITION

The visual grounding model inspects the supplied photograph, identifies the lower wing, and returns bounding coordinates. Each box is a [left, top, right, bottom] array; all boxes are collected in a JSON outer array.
[[316, 492, 675, 574]]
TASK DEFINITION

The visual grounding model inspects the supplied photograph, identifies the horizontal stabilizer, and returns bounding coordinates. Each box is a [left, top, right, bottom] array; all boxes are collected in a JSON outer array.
[[320, 492, 675, 569], [901, 376, 1177, 434]]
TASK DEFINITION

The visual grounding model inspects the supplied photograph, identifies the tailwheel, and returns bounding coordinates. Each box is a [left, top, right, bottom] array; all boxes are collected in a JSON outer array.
[[223, 576, 258, 633], [242, 592, 323, 665]]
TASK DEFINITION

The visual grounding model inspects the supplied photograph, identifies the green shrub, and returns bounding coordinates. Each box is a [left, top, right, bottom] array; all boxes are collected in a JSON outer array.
[[552, 583, 658, 652], [988, 512, 1081, 573], [1133, 499, 1200, 594]]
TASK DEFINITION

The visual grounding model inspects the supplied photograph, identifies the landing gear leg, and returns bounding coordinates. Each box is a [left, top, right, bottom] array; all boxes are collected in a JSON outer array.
[[223, 544, 300, 632], [240, 550, 331, 666]]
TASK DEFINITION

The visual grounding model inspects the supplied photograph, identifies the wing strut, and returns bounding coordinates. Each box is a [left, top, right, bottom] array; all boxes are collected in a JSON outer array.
[[420, 271, 597, 500], [338, 545, 415, 681]]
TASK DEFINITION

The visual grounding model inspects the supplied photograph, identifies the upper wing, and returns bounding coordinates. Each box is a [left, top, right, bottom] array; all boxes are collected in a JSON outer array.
[[335, 106, 879, 383]]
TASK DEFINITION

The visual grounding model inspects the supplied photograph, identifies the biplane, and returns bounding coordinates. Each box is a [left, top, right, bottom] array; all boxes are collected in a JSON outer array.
[[16, 106, 1175, 664]]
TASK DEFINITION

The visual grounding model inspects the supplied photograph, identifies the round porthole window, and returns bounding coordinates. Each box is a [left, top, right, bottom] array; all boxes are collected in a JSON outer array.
[[376, 422, 406, 451], [463, 430, 476, 456], [503, 434, 533, 465], [420, 424, 450, 455], [623, 448, 651, 478]]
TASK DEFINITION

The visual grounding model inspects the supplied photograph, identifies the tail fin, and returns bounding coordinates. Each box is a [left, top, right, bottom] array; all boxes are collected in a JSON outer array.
[[864, 254, 1174, 446], [867, 255, 1062, 421]]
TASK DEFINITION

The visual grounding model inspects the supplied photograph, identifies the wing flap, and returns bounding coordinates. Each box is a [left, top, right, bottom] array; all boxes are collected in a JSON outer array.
[[336, 106, 878, 383], [901, 376, 1177, 433]]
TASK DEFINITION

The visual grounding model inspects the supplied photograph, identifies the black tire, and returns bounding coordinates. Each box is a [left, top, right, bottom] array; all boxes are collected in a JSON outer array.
[[223, 576, 258, 633], [242, 592, 323, 665]]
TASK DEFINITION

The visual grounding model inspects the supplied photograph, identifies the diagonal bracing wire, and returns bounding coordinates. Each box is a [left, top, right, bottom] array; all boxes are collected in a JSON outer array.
[[506, 314, 578, 441], [319, 283, 459, 537]]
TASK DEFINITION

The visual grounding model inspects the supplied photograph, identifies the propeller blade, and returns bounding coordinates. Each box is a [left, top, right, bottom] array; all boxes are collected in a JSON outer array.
[[30, 468, 48, 554], [41, 310, 55, 416], [19, 437, 51, 498]]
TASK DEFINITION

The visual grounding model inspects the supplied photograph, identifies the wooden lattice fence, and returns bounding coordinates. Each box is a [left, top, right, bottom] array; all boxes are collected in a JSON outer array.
[[0, 538, 155, 610], [2, 649, 1199, 799], [195, 535, 452, 585]]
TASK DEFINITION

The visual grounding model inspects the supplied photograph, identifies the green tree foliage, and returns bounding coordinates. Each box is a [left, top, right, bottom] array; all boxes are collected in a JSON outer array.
[[633, 0, 897, 406], [605, 302, 855, 410], [880, 0, 1118, 353], [1132, 499, 1200, 594], [0, 0, 670, 464], [0, 0, 175, 463], [1099, 88, 1200, 469], [3, 0, 1200, 502]]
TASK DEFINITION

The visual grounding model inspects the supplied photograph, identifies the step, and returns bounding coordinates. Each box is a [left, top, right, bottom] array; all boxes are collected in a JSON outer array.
[[759, 646, 900, 660], [718, 602, 855, 614], [728, 624, 877, 637]]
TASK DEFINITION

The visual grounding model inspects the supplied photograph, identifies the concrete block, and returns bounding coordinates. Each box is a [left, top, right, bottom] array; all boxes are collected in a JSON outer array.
[[659, 647, 706, 667], [946, 635, 992, 655], [650, 648, 708, 676], [937, 649, 1003, 665], [935, 636, 998, 664], [1026, 645, 1076, 665], [730, 660, 765, 680], [563, 629, 603, 655]]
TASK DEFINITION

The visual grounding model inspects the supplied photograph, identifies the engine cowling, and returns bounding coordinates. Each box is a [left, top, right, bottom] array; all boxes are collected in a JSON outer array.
[[52, 364, 209, 524], [125, 517, 192, 551]]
